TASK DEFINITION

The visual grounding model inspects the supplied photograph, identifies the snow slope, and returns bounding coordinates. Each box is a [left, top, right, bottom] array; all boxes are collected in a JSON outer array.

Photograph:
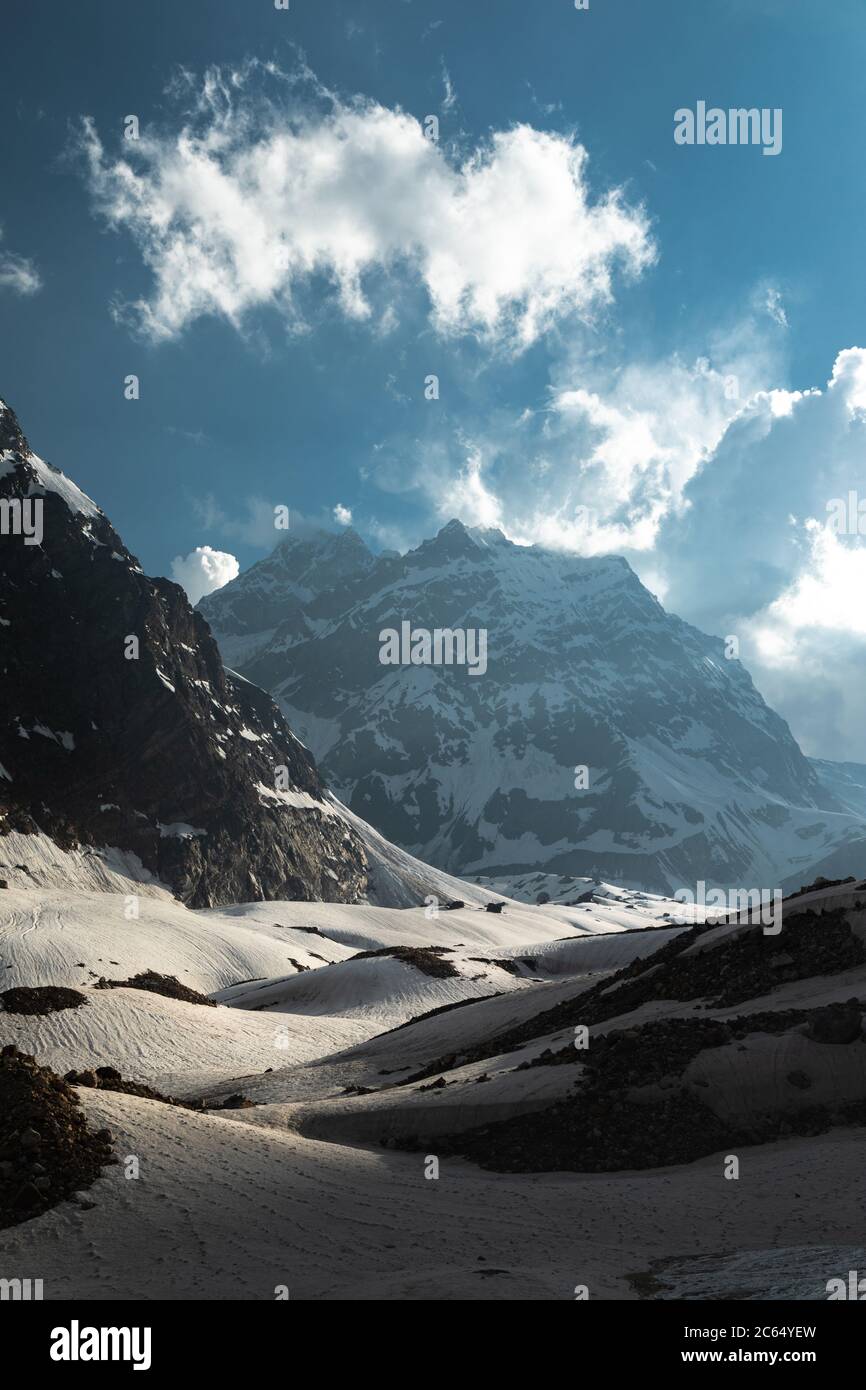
[[0, 987, 364, 1091], [0, 865, 685, 1092], [0, 1085, 860, 1301]]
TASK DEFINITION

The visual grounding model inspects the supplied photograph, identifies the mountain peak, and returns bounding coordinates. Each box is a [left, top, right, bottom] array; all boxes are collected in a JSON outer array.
[[274, 524, 372, 559], [331, 524, 371, 552], [0, 398, 30, 457], [0, 397, 102, 521], [419, 518, 493, 560], [197, 518, 377, 645]]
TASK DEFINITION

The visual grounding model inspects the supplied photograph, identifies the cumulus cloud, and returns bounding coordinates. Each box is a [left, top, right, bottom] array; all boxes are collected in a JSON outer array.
[[0, 229, 42, 296], [333, 503, 353, 525], [828, 344, 866, 415], [656, 348, 866, 633], [78, 62, 653, 348], [750, 523, 866, 658], [171, 545, 239, 604], [649, 346, 866, 759], [406, 323, 779, 556], [744, 584, 866, 761], [740, 523, 866, 755]]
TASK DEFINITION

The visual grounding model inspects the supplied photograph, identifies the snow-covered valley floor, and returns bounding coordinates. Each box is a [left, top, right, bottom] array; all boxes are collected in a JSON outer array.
[[2, 1087, 862, 1301], [2, 844, 865, 1302]]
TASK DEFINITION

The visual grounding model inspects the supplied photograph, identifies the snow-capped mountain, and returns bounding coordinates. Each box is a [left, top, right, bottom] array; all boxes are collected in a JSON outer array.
[[205, 526, 378, 671], [201, 519, 866, 894], [0, 399, 367, 907]]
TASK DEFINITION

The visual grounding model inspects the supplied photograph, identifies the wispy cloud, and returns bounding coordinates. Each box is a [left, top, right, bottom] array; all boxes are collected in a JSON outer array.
[[191, 492, 290, 548], [440, 62, 457, 114], [0, 228, 42, 297], [165, 424, 208, 447], [763, 284, 789, 328]]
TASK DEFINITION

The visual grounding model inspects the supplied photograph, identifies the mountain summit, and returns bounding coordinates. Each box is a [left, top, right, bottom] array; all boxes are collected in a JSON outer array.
[[201, 519, 866, 893], [200, 526, 377, 669], [0, 400, 367, 906]]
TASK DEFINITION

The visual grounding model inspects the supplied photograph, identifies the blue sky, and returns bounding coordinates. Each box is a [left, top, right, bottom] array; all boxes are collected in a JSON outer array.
[[3, 0, 866, 757]]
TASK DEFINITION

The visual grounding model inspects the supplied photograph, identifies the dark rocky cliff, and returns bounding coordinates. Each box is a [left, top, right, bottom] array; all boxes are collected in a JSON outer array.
[[0, 399, 366, 907]]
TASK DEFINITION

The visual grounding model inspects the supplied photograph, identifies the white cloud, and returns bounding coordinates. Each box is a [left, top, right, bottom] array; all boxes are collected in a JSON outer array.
[[409, 334, 774, 556], [828, 345, 866, 416], [171, 546, 239, 604], [741, 521, 866, 759], [0, 229, 41, 296], [439, 444, 505, 530], [748, 523, 866, 665], [641, 345, 866, 760], [333, 503, 353, 526], [78, 63, 653, 348], [657, 346, 866, 633]]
